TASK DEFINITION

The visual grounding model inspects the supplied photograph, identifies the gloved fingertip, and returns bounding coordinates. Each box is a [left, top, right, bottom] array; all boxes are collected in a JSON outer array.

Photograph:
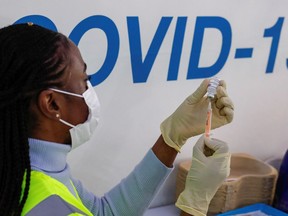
[[205, 137, 229, 153], [219, 79, 226, 89], [216, 85, 228, 98], [187, 80, 209, 104], [204, 136, 215, 150], [220, 107, 234, 123], [203, 135, 210, 143], [198, 134, 205, 143], [199, 79, 210, 91], [193, 135, 206, 153]]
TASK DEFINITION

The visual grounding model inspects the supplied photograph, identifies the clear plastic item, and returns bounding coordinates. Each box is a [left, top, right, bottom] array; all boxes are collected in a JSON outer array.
[[204, 77, 220, 156], [205, 77, 220, 138], [205, 101, 212, 138]]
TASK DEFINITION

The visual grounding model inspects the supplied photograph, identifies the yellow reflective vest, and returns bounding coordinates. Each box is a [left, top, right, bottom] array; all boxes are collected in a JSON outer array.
[[22, 171, 93, 216]]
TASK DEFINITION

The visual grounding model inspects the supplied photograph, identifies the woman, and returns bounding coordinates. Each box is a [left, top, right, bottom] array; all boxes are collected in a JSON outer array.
[[0, 23, 233, 215]]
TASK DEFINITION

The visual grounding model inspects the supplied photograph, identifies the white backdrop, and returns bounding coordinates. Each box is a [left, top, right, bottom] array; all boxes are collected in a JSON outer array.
[[1, 0, 288, 207]]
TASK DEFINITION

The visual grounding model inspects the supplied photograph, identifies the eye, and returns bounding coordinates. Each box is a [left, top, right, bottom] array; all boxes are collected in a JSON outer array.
[[84, 75, 91, 83], [84, 75, 92, 90], [85, 75, 91, 82]]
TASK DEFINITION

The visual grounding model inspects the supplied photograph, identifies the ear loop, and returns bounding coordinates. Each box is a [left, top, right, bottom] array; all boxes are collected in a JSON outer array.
[[49, 88, 84, 98], [56, 113, 76, 128], [51, 88, 84, 128]]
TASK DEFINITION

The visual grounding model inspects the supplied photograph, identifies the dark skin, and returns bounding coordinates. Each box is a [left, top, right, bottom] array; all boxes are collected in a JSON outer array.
[[29, 40, 193, 216], [29, 41, 89, 144]]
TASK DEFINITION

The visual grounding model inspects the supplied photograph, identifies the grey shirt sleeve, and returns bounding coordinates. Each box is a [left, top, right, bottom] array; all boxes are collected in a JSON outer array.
[[72, 149, 173, 216]]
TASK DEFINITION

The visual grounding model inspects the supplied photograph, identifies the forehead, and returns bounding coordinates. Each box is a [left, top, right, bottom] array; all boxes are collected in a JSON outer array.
[[67, 40, 85, 71], [61, 41, 86, 89], [69, 40, 84, 63]]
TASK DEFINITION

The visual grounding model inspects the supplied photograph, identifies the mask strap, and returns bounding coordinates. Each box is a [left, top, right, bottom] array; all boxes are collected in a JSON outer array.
[[50, 88, 85, 128], [59, 118, 76, 128], [49, 88, 84, 98]]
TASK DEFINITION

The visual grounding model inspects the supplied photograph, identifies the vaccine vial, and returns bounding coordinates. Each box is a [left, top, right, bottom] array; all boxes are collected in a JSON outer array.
[[207, 77, 220, 99]]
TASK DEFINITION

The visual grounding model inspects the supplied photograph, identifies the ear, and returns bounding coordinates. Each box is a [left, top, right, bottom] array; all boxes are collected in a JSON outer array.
[[37, 90, 63, 121]]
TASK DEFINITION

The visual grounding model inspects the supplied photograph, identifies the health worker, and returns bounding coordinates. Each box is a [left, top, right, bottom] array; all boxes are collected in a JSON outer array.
[[0, 23, 234, 216]]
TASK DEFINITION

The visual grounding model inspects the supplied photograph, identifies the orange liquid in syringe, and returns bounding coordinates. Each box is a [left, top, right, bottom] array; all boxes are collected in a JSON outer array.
[[205, 102, 212, 138]]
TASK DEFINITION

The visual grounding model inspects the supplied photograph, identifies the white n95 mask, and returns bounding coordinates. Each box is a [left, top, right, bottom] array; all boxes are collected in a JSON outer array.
[[50, 81, 100, 149]]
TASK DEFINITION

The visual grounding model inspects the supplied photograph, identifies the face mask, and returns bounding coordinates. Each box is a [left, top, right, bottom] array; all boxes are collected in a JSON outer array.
[[50, 81, 100, 149]]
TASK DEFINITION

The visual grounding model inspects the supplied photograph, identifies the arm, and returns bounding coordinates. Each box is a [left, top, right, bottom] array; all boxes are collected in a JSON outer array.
[[151, 135, 177, 168], [73, 144, 173, 216], [152, 136, 198, 216], [74, 136, 194, 216], [75, 79, 233, 216]]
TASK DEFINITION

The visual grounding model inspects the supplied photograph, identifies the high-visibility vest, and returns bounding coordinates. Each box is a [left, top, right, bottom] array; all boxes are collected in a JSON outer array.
[[21, 171, 93, 216]]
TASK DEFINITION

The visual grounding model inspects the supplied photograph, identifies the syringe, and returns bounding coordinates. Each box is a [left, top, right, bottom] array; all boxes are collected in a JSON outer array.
[[205, 77, 220, 138], [205, 100, 212, 138], [204, 77, 220, 156]]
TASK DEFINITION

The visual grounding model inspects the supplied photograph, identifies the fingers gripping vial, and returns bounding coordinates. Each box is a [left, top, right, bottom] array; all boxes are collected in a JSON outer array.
[[160, 76, 233, 153]]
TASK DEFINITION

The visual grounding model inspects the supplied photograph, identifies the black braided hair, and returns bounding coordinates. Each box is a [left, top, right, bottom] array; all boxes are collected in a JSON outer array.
[[0, 23, 71, 215]]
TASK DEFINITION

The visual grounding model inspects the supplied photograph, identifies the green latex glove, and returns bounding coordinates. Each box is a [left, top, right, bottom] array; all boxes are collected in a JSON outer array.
[[160, 79, 234, 152], [176, 135, 231, 216]]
